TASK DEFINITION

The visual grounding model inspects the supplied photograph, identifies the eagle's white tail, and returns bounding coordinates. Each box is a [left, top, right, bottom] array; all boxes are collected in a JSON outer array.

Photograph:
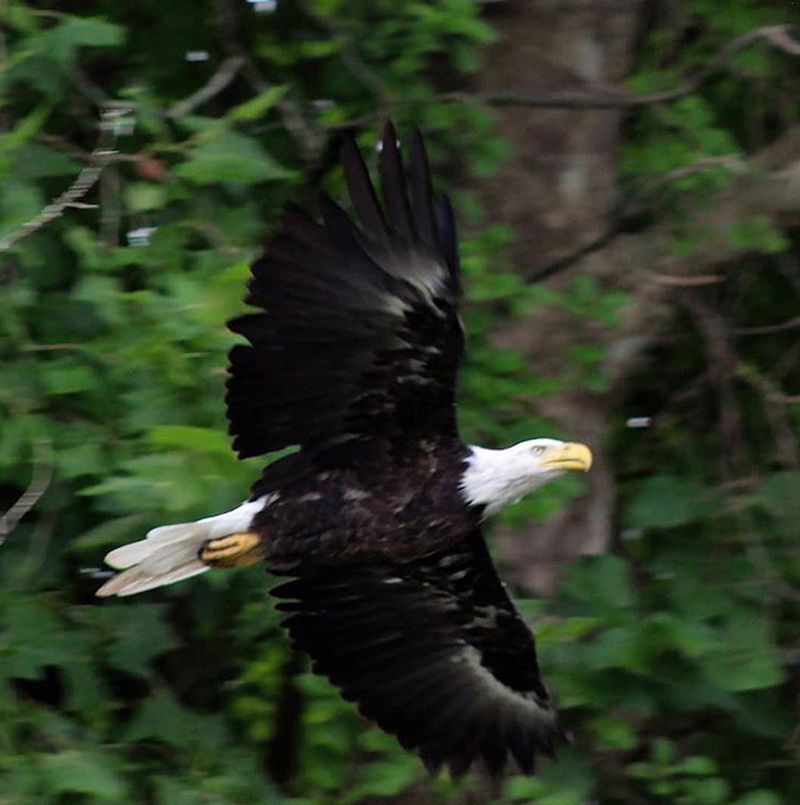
[[95, 499, 266, 597]]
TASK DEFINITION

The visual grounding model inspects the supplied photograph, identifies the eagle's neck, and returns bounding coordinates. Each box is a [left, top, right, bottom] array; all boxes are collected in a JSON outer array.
[[459, 445, 552, 517]]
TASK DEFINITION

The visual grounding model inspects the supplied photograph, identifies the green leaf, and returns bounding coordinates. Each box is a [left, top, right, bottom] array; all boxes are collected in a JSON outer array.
[[589, 712, 638, 751], [41, 362, 96, 396], [147, 425, 232, 456], [684, 777, 730, 804], [0, 596, 77, 679], [505, 746, 595, 804], [40, 16, 124, 63], [226, 85, 288, 122], [728, 214, 789, 254], [125, 690, 228, 753], [39, 751, 126, 799], [755, 471, 800, 520], [0, 180, 45, 234], [9, 143, 81, 180], [701, 613, 784, 693], [0, 105, 51, 152], [70, 514, 149, 552], [347, 757, 420, 799], [125, 182, 168, 213], [628, 475, 715, 529], [732, 792, 783, 805], [175, 130, 294, 185], [561, 555, 637, 613], [679, 755, 718, 776], [98, 604, 180, 676]]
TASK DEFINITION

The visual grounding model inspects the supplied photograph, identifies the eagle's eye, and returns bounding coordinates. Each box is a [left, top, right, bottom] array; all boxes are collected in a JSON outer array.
[[530, 445, 546, 455]]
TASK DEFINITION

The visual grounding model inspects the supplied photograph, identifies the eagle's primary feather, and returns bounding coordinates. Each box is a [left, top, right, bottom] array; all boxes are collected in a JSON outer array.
[[98, 122, 593, 779], [226, 123, 463, 459]]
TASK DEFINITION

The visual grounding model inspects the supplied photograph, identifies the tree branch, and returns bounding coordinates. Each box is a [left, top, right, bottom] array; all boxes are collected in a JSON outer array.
[[214, 0, 323, 161], [166, 56, 245, 119], [523, 145, 793, 287], [443, 25, 800, 111], [0, 105, 130, 252], [303, 2, 390, 102], [524, 218, 622, 283], [735, 364, 800, 466], [67, 65, 110, 107], [734, 315, 800, 336], [0, 439, 53, 548]]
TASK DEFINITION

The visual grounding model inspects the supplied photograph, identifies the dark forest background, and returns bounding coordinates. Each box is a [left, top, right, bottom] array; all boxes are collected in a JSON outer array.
[[2, 0, 800, 802]]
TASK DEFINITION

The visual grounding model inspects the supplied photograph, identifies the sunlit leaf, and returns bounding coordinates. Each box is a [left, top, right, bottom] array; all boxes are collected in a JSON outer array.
[[147, 425, 231, 456], [226, 85, 288, 122], [175, 130, 294, 185], [39, 750, 127, 799]]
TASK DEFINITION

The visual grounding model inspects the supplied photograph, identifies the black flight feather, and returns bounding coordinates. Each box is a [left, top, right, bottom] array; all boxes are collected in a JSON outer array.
[[434, 193, 460, 286], [378, 121, 415, 241], [408, 128, 437, 250], [226, 123, 462, 460], [342, 135, 388, 239], [270, 531, 560, 779]]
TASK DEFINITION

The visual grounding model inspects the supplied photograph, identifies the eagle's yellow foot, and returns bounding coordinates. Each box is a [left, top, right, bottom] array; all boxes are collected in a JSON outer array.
[[200, 532, 262, 568]]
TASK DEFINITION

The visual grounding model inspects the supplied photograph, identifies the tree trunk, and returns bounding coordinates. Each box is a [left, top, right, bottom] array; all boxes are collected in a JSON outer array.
[[471, 0, 645, 594]]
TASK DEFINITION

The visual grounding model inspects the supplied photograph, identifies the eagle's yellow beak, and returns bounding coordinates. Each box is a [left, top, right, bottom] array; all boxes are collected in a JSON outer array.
[[539, 442, 593, 472]]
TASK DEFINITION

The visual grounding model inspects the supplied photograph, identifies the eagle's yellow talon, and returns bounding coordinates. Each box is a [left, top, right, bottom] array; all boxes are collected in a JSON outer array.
[[200, 532, 262, 567]]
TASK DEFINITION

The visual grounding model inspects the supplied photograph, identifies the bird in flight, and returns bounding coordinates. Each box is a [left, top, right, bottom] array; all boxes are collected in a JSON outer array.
[[97, 122, 592, 778]]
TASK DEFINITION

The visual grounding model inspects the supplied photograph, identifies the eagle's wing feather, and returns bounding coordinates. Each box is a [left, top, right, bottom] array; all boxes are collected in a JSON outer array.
[[271, 530, 559, 777], [226, 124, 463, 459]]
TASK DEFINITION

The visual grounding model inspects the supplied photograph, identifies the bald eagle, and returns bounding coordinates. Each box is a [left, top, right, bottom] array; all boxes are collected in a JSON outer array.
[[97, 123, 592, 778]]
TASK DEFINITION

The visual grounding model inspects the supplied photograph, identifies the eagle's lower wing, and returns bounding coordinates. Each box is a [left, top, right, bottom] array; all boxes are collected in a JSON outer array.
[[226, 123, 463, 459], [271, 530, 559, 777]]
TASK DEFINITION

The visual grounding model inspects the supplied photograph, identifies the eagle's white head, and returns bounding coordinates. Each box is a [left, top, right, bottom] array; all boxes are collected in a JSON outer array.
[[460, 438, 592, 516]]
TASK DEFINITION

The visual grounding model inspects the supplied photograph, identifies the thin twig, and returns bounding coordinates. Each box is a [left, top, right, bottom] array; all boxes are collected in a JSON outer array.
[[0, 439, 54, 548], [22, 510, 56, 580], [100, 163, 122, 247], [0, 106, 127, 252], [654, 274, 726, 286], [304, 2, 389, 102], [36, 133, 144, 165], [442, 25, 800, 111], [738, 363, 800, 405], [773, 341, 800, 384], [736, 362, 800, 465], [647, 154, 749, 188], [166, 55, 245, 118], [523, 154, 747, 285], [214, 0, 322, 161], [684, 294, 745, 478], [734, 315, 800, 336], [735, 509, 800, 606], [19, 343, 84, 352], [67, 65, 110, 107], [524, 221, 621, 283], [0, 162, 107, 250], [0, 27, 8, 134], [242, 62, 322, 161]]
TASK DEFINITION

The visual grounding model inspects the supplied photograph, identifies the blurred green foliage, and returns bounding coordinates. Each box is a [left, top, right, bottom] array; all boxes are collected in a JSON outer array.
[[1, 0, 800, 802]]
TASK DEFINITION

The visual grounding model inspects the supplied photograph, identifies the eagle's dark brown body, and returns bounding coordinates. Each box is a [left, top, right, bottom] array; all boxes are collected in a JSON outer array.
[[251, 438, 475, 564]]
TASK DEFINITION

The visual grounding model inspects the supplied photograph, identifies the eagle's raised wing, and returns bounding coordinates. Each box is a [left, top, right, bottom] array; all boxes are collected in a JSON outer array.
[[271, 529, 559, 777], [226, 123, 464, 459]]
